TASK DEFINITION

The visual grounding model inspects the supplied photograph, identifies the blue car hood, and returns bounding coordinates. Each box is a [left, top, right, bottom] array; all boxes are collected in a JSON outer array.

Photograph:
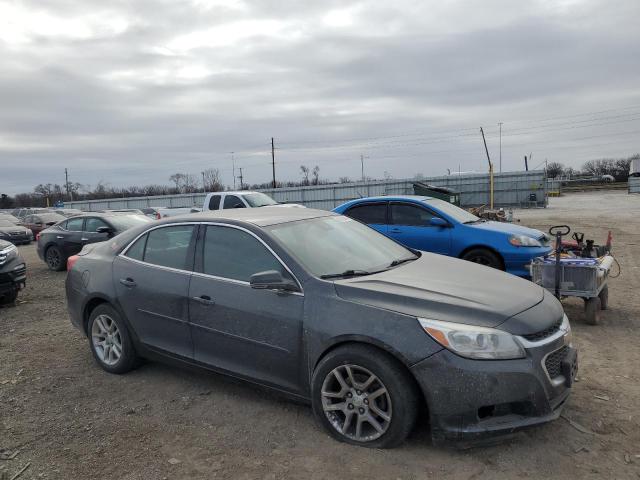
[[468, 221, 546, 240]]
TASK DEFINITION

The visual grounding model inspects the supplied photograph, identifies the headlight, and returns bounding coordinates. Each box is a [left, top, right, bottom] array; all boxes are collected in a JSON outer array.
[[0, 244, 17, 265], [509, 235, 542, 247], [418, 318, 525, 360]]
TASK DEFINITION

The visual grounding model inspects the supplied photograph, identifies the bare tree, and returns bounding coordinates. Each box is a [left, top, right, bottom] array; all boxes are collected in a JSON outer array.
[[182, 174, 199, 193], [169, 173, 185, 191], [300, 165, 310, 186], [339, 176, 351, 183], [545, 162, 564, 178], [311, 166, 320, 185], [202, 168, 224, 192]]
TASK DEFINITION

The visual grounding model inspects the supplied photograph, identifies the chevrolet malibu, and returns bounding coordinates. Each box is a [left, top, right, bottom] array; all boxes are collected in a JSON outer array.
[[66, 208, 577, 448]]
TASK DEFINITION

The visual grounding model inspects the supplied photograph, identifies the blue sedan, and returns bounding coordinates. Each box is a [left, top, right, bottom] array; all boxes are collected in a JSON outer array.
[[333, 195, 552, 277]]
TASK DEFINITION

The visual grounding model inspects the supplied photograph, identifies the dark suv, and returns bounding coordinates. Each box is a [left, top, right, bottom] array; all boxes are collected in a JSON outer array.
[[0, 240, 26, 305]]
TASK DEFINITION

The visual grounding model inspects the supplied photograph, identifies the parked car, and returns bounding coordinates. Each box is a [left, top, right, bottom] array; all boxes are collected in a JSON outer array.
[[12, 207, 50, 220], [38, 213, 153, 271], [333, 196, 552, 277], [96, 209, 145, 215], [0, 240, 26, 305], [203, 191, 304, 211], [0, 213, 22, 225], [66, 208, 576, 448], [0, 219, 33, 245], [22, 212, 66, 236], [155, 206, 201, 218], [50, 208, 83, 218]]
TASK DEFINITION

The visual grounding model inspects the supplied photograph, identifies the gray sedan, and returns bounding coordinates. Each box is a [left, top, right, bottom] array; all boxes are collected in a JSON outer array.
[[65, 207, 577, 448]]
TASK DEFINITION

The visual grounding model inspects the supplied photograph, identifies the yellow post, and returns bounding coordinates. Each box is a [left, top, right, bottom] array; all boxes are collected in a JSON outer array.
[[489, 163, 494, 209]]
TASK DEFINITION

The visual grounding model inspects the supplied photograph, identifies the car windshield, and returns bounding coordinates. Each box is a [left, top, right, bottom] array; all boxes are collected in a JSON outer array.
[[243, 193, 278, 207], [267, 215, 416, 278], [423, 198, 479, 224], [107, 214, 153, 231]]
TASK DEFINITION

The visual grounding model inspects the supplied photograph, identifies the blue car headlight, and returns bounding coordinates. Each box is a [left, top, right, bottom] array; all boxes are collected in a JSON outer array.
[[509, 235, 542, 247]]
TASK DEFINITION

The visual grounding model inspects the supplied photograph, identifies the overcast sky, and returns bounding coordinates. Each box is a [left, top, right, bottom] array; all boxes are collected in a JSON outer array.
[[1, 0, 639, 194]]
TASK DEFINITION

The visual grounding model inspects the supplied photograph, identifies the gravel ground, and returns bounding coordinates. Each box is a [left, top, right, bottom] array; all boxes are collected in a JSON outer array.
[[1, 190, 639, 480]]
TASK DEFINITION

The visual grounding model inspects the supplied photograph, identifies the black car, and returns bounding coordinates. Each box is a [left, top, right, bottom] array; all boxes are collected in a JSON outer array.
[[0, 219, 33, 245], [66, 208, 576, 448], [37, 213, 153, 271], [0, 240, 26, 305]]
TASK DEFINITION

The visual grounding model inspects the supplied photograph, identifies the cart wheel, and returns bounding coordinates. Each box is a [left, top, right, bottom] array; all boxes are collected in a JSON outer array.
[[584, 297, 601, 325], [598, 285, 609, 310]]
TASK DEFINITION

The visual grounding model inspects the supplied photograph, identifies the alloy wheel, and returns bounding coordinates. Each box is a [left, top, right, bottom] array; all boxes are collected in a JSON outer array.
[[321, 364, 392, 442], [91, 314, 123, 366], [46, 248, 61, 269]]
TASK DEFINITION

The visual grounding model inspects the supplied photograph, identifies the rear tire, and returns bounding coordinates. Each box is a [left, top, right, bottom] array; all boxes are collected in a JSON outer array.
[[461, 248, 503, 270], [45, 245, 66, 271], [311, 344, 419, 449], [0, 289, 18, 306], [584, 297, 601, 325], [88, 304, 137, 374], [598, 285, 609, 310]]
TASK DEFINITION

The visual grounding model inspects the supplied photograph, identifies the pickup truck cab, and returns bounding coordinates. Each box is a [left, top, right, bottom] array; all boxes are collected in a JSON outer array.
[[203, 191, 304, 211]]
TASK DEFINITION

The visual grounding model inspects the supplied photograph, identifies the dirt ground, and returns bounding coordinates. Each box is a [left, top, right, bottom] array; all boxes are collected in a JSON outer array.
[[1, 190, 639, 480]]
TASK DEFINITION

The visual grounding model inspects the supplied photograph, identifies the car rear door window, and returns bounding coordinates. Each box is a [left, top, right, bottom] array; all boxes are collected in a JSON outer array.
[[223, 195, 245, 209], [125, 234, 147, 261], [66, 217, 84, 231], [208, 195, 221, 210], [344, 204, 387, 224], [85, 217, 109, 232], [143, 226, 195, 270], [390, 203, 434, 226], [202, 226, 284, 282]]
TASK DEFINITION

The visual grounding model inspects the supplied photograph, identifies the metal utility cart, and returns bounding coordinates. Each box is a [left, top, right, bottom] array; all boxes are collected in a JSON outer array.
[[530, 225, 613, 325]]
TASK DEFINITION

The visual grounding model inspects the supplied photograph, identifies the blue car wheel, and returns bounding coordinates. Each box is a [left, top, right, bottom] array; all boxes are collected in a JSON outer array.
[[461, 248, 503, 270]]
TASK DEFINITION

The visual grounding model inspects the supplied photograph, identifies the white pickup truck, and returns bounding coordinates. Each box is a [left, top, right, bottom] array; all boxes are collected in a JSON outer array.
[[203, 191, 304, 211]]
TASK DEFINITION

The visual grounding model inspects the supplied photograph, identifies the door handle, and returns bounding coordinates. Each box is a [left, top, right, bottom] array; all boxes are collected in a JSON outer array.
[[192, 295, 216, 306], [56, 236, 64, 239], [81, 238, 89, 242], [390, 228, 402, 233], [119, 278, 137, 288]]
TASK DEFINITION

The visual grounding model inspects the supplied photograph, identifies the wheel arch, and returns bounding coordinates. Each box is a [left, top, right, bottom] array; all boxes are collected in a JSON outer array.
[[458, 244, 505, 270], [311, 337, 428, 411]]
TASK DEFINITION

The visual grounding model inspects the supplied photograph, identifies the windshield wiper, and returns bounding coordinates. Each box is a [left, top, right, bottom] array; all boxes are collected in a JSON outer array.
[[388, 257, 417, 267], [463, 219, 485, 224], [320, 269, 373, 280]]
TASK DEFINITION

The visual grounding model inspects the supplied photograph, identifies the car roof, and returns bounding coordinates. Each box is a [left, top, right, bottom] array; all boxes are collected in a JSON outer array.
[[165, 206, 335, 227], [208, 190, 261, 196], [345, 195, 434, 204]]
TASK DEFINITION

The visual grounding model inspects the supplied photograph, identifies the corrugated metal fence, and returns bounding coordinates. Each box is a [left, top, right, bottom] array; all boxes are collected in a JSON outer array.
[[65, 170, 547, 211], [629, 176, 640, 194]]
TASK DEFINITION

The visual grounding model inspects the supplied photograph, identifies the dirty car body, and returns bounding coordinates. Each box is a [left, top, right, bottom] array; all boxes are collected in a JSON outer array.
[[66, 208, 576, 446], [0, 240, 26, 304]]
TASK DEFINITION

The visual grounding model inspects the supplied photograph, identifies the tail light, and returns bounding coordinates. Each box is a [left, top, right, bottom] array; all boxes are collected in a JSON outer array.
[[156, 212, 161, 220], [67, 255, 80, 270], [36, 233, 41, 241]]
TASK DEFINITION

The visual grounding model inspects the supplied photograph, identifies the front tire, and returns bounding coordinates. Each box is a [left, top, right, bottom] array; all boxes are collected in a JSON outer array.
[[45, 245, 66, 271], [461, 248, 503, 270], [311, 344, 419, 449], [0, 289, 18, 306], [88, 304, 137, 374]]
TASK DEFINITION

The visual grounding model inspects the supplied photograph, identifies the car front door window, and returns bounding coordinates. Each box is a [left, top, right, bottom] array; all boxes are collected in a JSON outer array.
[[223, 195, 245, 209]]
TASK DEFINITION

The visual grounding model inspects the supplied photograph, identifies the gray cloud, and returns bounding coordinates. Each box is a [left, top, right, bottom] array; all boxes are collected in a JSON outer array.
[[1, 0, 640, 194]]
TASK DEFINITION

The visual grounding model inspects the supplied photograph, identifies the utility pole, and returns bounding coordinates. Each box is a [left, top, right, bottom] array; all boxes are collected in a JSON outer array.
[[238, 167, 244, 190], [498, 122, 503, 173], [64, 168, 73, 201], [201, 171, 206, 192], [231, 152, 236, 190], [360, 154, 369, 182], [271, 137, 276, 188], [480, 127, 494, 209]]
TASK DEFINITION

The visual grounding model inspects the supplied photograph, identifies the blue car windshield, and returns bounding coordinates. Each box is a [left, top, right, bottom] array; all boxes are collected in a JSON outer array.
[[423, 199, 479, 224]]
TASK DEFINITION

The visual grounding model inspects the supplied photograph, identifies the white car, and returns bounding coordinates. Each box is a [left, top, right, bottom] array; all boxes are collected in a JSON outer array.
[[203, 191, 304, 211], [155, 206, 202, 219]]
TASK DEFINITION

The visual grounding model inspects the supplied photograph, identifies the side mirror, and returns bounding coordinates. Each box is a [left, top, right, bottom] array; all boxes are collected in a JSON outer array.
[[250, 270, 299, 292], [35, 222, 43, 226], [430, 217, 449, 228], [96, 226, 115, 237]]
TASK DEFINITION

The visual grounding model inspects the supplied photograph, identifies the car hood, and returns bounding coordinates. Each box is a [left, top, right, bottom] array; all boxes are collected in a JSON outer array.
[[334, 253, 559, 335], [0, 226, 30, 233], [468, 220, 547, 240]]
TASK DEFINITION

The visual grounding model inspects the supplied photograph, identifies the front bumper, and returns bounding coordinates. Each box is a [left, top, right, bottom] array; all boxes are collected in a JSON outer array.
[[410, 329, 576, 445], [504, 247, 552, 277], [0, 233, 32, 245], [0, 263, 27, 294]]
